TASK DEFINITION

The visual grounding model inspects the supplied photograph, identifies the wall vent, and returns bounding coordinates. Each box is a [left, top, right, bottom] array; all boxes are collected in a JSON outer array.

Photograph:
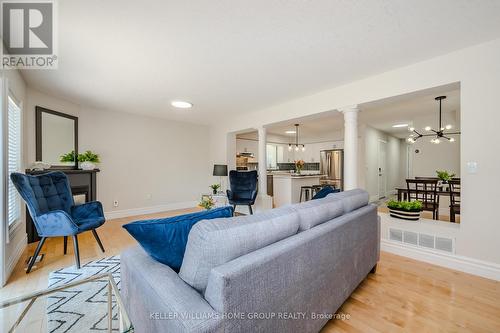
[[388, 228, 454, 253], [403, 231, 418, 245], [389, 229, 403, 242]]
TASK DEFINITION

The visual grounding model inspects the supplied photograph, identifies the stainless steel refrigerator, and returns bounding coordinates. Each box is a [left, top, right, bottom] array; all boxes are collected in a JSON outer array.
[[320, 149, 344, 190]]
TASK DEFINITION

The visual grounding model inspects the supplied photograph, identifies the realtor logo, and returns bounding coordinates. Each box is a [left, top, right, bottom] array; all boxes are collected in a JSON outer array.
[[1, 0, 58, 69]]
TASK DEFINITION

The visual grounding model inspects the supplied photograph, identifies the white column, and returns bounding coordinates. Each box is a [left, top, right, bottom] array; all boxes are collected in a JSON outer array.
[[339, 105, 359, 190], [258, 126, 268, 196]]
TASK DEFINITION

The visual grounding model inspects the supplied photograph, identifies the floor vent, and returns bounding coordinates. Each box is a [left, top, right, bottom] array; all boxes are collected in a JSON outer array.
[[389, 228, 454, 253]]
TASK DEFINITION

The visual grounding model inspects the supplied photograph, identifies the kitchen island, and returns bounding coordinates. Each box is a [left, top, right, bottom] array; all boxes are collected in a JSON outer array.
[[272, 173, 323, 207]]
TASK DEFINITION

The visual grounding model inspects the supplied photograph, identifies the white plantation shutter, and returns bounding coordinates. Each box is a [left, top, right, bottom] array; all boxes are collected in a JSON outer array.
[[7, 96, 21, 227]]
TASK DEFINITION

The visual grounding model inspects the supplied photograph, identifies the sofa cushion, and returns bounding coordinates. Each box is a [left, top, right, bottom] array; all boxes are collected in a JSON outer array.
[[123, 206, 233, 272], [293, 196, 344, 231], [327, 189, 369, 213], [179, 206, 300, 293], [311, 186, 340, 200]]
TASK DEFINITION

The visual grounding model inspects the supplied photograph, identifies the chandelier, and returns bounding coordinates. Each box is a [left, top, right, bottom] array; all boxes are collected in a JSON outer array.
[[407, 96, 460, 144], [288, 124, 305, 152]]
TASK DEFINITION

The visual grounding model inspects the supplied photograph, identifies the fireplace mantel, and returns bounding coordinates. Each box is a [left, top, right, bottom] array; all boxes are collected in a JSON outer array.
[[25, 168, 100, 243]]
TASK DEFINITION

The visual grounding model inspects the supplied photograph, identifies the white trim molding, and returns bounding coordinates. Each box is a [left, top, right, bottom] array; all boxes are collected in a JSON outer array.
[[381, 239, 500, 281], [5, 234, 27, 284], [104, 201, 198, 220]]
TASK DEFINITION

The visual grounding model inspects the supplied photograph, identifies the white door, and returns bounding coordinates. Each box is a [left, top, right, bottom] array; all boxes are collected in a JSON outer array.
[[378, 140, 387, 199]]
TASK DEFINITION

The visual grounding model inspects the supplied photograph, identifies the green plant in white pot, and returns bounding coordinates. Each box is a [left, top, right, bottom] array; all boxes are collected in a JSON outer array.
[[387, 199, 422, 221], [78, 151, 100, 170]]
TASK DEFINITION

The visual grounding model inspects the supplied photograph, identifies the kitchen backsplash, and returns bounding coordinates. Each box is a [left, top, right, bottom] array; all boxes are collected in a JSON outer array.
[[276, 162, 320, 171]]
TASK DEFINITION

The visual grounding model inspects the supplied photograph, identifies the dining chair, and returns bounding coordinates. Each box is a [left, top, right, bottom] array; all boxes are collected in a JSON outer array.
[[406, 179, 439, 219], [448, 179, 461, 223], [10, 171, 106, 273]]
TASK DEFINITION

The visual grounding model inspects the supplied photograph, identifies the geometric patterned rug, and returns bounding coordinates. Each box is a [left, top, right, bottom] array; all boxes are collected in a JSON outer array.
[[47, 256, 121, 332]]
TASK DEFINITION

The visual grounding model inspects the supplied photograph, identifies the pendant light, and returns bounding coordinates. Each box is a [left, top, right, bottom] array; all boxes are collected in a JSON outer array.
[[288, 124, 305, 152], [407, 96, 460, 144]]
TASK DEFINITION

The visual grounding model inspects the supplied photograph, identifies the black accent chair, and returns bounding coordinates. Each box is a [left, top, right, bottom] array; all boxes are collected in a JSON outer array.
[[227, 170, 258, 215]]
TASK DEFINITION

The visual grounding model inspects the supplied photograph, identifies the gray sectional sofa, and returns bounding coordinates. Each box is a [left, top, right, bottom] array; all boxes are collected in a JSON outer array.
[[121, 189, 380, 333]]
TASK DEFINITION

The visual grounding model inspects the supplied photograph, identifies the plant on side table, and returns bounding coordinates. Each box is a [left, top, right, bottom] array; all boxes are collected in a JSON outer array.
[[199, 197, 215, 210], [387, 199, 422, 221], [210, 184, 221, 195], [78, 150, 100, 170]]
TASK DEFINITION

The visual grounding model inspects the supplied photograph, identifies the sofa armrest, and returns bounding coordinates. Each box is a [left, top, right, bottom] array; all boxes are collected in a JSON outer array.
[[121, 246, 222, 333], [34, 210, 78, 237]]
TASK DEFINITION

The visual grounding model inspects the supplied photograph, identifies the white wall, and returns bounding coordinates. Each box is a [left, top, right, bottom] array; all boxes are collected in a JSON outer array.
[[25, 88, 210, 216], [361, 125, 403, 201], [209, 38, 500, 268]]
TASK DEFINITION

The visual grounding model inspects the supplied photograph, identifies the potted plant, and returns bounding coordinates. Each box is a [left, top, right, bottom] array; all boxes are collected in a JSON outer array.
[[436, 170, 455, 184], [59, 150, 77, 166], [78, 151, 100, 170], [387, 199, 422, 221], [199, 197, 215, 210], [210, 184, 221, 195], [295, 160, 305, 174]]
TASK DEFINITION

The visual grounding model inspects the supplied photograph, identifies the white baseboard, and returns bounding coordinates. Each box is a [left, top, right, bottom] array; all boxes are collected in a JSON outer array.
[[5, 234, 27, 284], [381, 239, 500, 281], [104, 201, 198, 220]]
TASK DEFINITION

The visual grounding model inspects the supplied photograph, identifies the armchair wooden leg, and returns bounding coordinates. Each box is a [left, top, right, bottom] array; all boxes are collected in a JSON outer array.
[[248, 205, 253, 215], [72, 235, 81, 269], [26, 237, 46, 274], [92, 229, 105, 252], [63, 236, 68, 255]]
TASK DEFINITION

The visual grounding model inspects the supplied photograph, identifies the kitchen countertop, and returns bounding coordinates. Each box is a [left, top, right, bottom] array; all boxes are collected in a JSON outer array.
[[272, 173, 325, 179]]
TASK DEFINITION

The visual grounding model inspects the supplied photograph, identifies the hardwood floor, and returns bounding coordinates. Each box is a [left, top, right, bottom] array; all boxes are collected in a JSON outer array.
[[1, 209, 498, 332]]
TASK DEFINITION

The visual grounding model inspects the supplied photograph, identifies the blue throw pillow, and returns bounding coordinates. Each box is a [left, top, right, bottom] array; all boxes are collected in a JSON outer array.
[[312, 186, 340, 200], [123, 206, 233, 271]]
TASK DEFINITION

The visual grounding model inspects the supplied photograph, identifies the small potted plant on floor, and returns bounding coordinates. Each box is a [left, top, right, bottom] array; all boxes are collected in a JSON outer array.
[[78, 150, 100, 170], [210, 183, 221, 195], [387, 199, 422, 221], [436, 170, 455, 184]]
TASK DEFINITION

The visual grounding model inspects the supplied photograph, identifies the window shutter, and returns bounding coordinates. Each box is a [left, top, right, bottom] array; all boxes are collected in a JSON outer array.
[[7, 96, 21, 226]]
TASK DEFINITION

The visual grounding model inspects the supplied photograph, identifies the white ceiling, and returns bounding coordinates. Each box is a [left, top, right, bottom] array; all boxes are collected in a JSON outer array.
[[265, 84, 460, 139], [21, 0, 500, 124]]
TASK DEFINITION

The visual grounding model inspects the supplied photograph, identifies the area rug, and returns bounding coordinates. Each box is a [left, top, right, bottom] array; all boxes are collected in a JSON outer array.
[[47, 256, 121, 332]]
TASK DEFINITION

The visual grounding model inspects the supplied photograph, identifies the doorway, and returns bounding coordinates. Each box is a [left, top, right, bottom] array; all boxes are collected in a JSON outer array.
[[378, 140, 387, 199]]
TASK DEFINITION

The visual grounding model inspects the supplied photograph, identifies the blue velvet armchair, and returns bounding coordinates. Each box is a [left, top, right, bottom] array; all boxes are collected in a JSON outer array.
[[227, 170, 258, 215], [10, 171, 106, 273]]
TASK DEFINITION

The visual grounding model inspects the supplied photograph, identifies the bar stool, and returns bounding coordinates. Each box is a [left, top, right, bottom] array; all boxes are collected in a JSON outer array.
[[300, 186, 314, 202]]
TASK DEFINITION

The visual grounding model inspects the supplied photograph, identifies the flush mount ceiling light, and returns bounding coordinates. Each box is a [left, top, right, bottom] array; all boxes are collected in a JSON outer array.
[[171, 100, 193, 109], [288, 124, 305, 152], [392, 123, 409, 128], [407, 96, 460, 144]]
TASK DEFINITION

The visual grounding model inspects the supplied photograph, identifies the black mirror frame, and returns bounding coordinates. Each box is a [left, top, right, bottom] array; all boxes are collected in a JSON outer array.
[[35, 106, 79, 169]]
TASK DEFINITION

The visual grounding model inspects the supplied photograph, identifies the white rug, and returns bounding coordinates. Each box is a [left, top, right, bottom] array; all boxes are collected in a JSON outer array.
[[47, 256, 121, 332]]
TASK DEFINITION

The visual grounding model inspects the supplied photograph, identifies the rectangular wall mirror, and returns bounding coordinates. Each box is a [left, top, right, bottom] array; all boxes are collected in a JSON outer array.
[[36, 106, 78, 168]]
